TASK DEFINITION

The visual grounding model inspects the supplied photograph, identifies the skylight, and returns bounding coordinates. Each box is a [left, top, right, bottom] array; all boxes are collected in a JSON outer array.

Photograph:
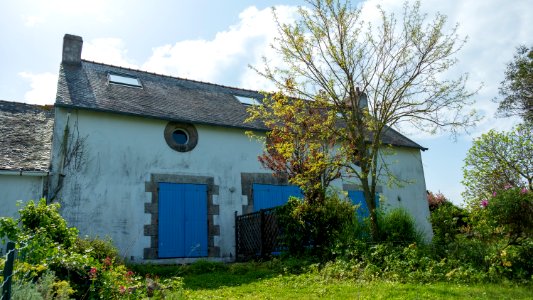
[[235, 95, 260, 105], [108, 73, 142, 87]]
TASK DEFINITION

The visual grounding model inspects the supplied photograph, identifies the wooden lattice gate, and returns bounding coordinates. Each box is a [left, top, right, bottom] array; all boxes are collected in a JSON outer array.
[[235, 208, 281, 261]]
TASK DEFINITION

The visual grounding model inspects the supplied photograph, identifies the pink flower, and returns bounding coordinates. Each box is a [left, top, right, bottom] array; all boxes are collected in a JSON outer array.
[[521, 188, 528, 194], [492, 191, 497, 197], [504, 183, 512, 190], [103, 256, 112, 266], [481, 199, 489, 208], [89, 267, 97, 279]]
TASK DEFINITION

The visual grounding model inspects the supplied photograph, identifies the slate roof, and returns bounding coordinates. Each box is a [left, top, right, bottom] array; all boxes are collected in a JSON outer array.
[[56, 60, 266, 131], [56, 60, 425, 150], [0, 100, 54, 172]]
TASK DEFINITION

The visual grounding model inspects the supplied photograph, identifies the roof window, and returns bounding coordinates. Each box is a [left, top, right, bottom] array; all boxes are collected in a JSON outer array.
[[108, 73, 142, 87], [235, 95, 260, 105]]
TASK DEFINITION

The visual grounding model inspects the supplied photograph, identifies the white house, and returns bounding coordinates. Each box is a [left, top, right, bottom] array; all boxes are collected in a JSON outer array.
[[0, 34, 432, 262]]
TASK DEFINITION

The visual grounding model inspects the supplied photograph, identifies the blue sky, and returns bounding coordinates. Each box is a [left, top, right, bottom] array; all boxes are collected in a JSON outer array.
[[1, 0, 531, 205]]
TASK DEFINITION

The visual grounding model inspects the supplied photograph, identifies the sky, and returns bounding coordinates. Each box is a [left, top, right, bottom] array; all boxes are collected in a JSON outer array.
[[0, 0, 531, 205]]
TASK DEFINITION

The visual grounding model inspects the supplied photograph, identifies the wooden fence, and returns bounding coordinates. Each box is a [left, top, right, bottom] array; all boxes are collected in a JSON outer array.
[[235, 208, 282, 261]]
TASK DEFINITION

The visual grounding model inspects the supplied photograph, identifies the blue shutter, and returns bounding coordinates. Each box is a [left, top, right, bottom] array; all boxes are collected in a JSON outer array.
[[253, 184, 303, 211], [158, 183, 207, 258], [184, 184, 208, 257], [348, 190, 379, 218]]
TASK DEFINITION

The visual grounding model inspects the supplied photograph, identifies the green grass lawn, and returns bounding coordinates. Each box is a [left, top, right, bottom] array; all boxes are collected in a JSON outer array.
[[182, 273, 531, 299], [132, 261, 533, 299]]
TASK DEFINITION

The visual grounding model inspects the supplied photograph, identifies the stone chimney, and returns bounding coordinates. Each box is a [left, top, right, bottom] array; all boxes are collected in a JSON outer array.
[[62, 34, 83, 65], [345, 87, 368, 110]]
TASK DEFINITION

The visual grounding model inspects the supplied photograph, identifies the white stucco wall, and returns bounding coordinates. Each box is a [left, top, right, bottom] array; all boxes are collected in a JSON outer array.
[[378, 148, 432, 240], [50, 107, 432, 262], [0, 174, 45, 218], [50, 108, 271, 262], [331, 147, 432, 241]]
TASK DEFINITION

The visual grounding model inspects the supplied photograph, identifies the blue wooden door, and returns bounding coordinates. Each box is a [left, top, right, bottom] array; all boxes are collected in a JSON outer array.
[[253, 184, 303, 211], [158, 183, 207, 258], [348, 190, 379, 218]]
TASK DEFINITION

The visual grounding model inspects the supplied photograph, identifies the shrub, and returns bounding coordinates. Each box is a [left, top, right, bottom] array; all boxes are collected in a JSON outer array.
[[18, 199, 78, 248], [275, 193, 356, 258], [0, 199, 185, 299], [377, 207, 423, 245], [73, 236, 120, 262], [430, 201, 468, 247], [11, 271, 74, 300], [484, 186, 533, 245]]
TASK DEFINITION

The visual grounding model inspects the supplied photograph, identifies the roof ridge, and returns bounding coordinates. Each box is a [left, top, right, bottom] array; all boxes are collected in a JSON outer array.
[[0, 99, 54, 110], [80, 59, 267, 95], [384, 125, 427, 151]]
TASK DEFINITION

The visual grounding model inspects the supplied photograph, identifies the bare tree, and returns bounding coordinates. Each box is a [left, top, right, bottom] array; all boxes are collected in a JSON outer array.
[[254, 0, 479, 239]]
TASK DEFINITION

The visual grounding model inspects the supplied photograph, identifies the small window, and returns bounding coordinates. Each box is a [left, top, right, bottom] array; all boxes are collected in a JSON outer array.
[[235, 95, 260, 105], [164, 122, 198, 152], [108, 73, 142, 87], [172, 129, 189, 145]]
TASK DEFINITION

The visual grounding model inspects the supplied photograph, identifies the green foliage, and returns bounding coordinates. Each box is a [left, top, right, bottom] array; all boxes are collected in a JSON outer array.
[[275, 194, 356, 258], [11, 271, 74, 300], [246, 92, 343, 203], [0, 216, 19, 242], [0, 199, 184, 299], [18, 199, 78, 248], [376, 208, 423, 245], [73, 236, 119, 262], [495, 45, 533, 123], [484, 187, 533, 245], [462, 124, 533, 205], [430, 202, 467, 247]]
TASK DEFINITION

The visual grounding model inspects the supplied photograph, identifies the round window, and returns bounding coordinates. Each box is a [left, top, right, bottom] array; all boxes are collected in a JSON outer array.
[[164, 122, 198, 152], [172, 129, 189, 145]]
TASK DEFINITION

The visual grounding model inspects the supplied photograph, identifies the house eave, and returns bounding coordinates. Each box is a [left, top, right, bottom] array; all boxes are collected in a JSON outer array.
[[54, 103, 269, 133], [0, 169, 49, 177]]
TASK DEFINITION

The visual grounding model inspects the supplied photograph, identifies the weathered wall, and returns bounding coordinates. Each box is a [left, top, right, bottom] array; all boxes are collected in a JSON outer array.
[[333, 147, 432, 241], [49, 107, 432, 262], [378, 148, 432, 240], [0, 174, 45, 218], [49, 108, 270, 262]]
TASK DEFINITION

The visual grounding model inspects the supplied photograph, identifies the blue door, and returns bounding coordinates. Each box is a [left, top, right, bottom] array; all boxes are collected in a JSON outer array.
[[253, 184, 303, 211], [158, 183, 208, 258], [348, 190, 379, 218]]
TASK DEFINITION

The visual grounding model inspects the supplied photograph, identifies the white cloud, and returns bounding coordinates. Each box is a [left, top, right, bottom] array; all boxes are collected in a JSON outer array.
[[142, 5, 299, 88], [83, 38, 138, 68], [22, 15, 44, 27], [17, 0, 114, 27], [238, 5, 300, 91], [18, 72, 58, 105]]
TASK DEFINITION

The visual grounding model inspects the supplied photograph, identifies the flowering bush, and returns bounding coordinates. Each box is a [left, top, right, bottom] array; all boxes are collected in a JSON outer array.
[[484, 186, 533, 245], [427, 191, 450, 211], [0, 199, 184, 299]]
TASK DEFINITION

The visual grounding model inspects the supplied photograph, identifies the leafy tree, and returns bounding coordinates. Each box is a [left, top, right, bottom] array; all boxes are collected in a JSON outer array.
[[495, 45, 533, 123], [462, 124, 533, 205], [247, 92, 343, 203], [252, 0, 478, 239]]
